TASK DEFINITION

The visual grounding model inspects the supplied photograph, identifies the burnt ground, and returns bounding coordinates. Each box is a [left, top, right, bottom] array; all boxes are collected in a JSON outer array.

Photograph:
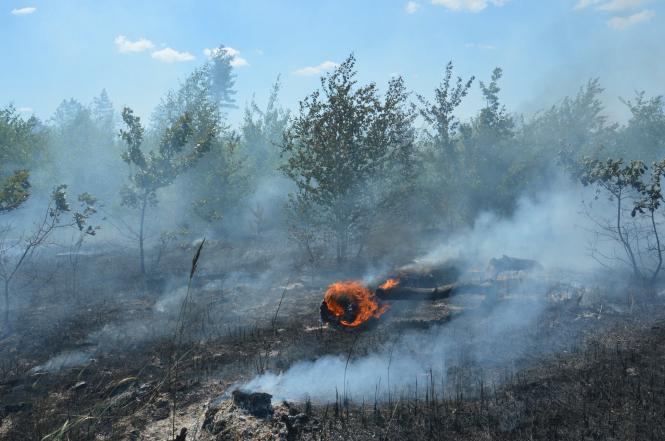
[[1, 239, 665, 440]]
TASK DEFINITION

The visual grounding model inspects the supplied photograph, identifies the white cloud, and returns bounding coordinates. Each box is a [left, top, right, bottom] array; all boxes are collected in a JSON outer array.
[[574, 0, 647, 10], [151, 47, 195, 63], [203, 47, 221, 58], [203, 46, 249, 67], [598, 0, 646, 11], [230, 57, 249, 67], [405, 1, 420, 13], [607, 9, 655, 28], [115, 35, 154, 53], [431, 0, 507, 13], [293, 61, 339, 76], [11, 6, 36, 16], [574, 0, 603, 10], [17, 107, 33, 113]]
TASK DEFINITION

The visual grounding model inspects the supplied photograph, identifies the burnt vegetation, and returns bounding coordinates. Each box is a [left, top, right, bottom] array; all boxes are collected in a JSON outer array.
[[1, 48, 665, 441]]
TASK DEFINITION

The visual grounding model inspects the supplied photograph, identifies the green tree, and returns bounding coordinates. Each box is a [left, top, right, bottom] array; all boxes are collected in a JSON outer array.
[[242, 77, 290, 175], [48, 99, 99, 190], [187, 135, 248, 224], [458, 67, 518, 218], [0, 105, 44, 214], [152, 47, 247, 227], [92, 89, 116, 142], [119, 107, 214, 274], [619, 92, 665, 163], [0, 170, 30, 214], [522, 79, 616, 161], [282, 55, 415, 263], [417, 62, 474, 229], [0, 104, 46, 167], [419, 61, 475, 159]]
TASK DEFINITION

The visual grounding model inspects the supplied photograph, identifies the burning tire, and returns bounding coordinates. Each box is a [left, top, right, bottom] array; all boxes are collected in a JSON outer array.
[[320, 281, 389, 330]]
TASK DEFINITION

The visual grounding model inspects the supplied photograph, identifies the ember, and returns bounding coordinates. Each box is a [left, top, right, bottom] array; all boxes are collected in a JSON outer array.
[[321, 281, 389, 328]]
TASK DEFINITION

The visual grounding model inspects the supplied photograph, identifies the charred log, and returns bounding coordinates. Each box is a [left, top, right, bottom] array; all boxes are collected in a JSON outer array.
[[390, 261, 462, 288], [488, 255, 542, 278], [375, 282, 491, 301]]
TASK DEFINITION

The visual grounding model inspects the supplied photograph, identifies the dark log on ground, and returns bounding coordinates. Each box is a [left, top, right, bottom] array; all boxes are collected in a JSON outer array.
[[390, 261, 462, 288], [487, 255, 542, 277], [376, 282, 492, 301]]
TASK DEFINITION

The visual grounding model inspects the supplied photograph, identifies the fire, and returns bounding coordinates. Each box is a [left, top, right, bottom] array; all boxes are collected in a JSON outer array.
[[379, 278, 399, 290], [323, 281, 389, 328]]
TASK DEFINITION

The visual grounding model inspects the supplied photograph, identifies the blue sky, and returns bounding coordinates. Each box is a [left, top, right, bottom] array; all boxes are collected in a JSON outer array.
[[2, 0, 663, 127]]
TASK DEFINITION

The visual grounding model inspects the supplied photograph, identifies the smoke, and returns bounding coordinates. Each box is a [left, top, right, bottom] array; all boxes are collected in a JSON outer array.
[[243, 276, 551, 402], [420, 176, 599, 273], [241, 180, 603, 402], [30, 349, 94, 373]]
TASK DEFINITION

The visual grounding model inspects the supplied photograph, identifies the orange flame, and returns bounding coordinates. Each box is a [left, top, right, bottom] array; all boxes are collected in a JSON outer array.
[[379, 278, 399, 290], [323, 281, 389, 328]]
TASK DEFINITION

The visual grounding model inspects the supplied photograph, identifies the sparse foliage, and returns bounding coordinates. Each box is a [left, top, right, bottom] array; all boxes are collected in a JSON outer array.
[[242, 77, 290, 175], [0, 185, 97, 329], [120, 107, 213, 274], [575, 156, 665, 286]]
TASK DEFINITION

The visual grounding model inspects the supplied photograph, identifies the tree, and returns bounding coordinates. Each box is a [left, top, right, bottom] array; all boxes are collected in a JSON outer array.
[[632, 159, 665, 284], [152, 44, 236, 134], [0, 185, 97, 330], [48, 99, 98, 187], [0, 104, 46, 168], [120, 107, 214, 275], [0, 170, 30, 214], [65, 192, 101, 300], [92, 89, 116, 141], [187, 134, 248, 225], [281, 55, 415, 263], [417, 62, 474, 229], [242, 77, 290, 176], [419, 61, 474, 157], [458, 67, 518, 218], [619, 92, 665, 163], [574, 156, 665, 286], [46, 97, 124, 201], [205, 45, 238, 110], [0, 105, 43, 215], [152, 51, 247, 228], [522, 79, 616, 161], [152, 67, 223, 138]]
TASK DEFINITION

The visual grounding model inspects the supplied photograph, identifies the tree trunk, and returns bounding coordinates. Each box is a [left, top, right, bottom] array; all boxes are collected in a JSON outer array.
[[139, 193, 148, 275], [650, 209, 662, 286], [336, 227, 345, 264], [616, 192, 642, 281], [3, 280, 9, 330]]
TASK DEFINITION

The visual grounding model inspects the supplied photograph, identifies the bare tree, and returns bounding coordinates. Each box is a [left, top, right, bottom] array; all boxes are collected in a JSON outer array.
[[0, 185, 97, 330]]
